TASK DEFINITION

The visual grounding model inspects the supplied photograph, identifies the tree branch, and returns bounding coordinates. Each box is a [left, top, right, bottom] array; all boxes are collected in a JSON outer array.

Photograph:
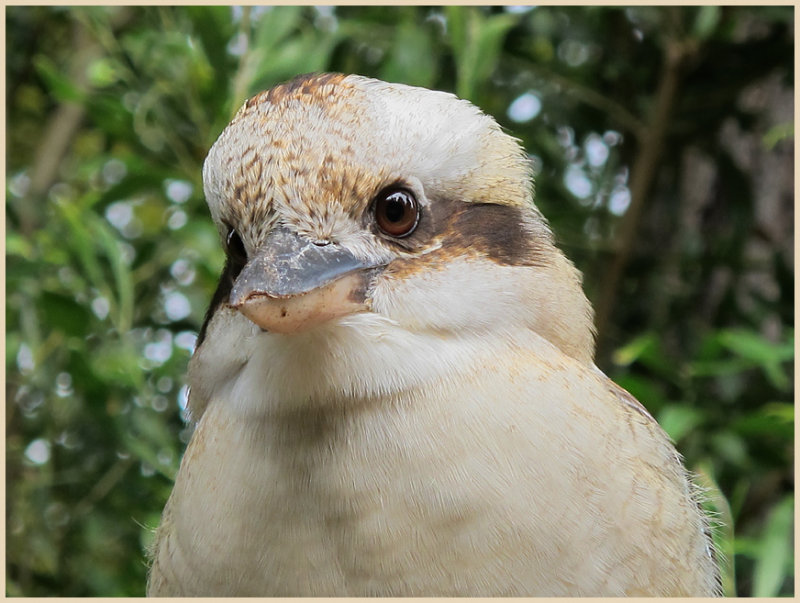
[[15, 8, 133, 236], [524, 62, 647, 141], [593, 37, 697, 359], [229, 6, 253, 119]]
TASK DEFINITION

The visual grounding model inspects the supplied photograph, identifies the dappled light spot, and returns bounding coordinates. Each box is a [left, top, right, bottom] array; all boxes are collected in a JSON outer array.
[[164, 291, 191, 321], [508, 92, 542, 123], [24, 439, 50, 465]]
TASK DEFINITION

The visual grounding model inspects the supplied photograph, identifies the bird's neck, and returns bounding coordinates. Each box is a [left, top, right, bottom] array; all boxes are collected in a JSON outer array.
[[186, 249, 595, 422]]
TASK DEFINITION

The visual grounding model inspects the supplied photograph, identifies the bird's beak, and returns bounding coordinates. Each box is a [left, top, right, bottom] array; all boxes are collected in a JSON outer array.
[[229, 226, 384, 334]]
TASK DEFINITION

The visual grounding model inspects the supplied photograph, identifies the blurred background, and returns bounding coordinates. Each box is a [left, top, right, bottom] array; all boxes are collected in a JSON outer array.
[[5, 6, 793, 596]]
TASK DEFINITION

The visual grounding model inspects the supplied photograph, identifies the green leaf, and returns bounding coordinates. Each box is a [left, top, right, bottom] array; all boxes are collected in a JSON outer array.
[[52, 199, 136, 332], [693, 461, 736, 596], [121, 408, 180, 480], [90, 214, 135, 333], [53, 200, 107, 296], [763, 122, 794, 150], [711, 431, 748, 468], [380, 20, 437, 88], [6, 231, 35, 258], [447, 7, 518, 101], [252, 5, 304, 51], [762, 401, 794, 424], [731, 402, 793, 440], [752, 495, 794, 596], [689, 358, 751, 378], [87, 57, 120, 88], [445, 6, 468, 65], [186, 5, 237, 81], [39, 291, 93, 338], [611, 373, 668, 414], [250, 31, 340, 93], [717, 328, 793, 390], [90, 339, 143, 389], [692, 6, 721, 40], [472, 12, 518, 85], [657, 404, 704, 443], [718, 328, 793, 364], [612, 332, 657, 366], [612, 332, 675, 381], [33, 55, 86, 103]]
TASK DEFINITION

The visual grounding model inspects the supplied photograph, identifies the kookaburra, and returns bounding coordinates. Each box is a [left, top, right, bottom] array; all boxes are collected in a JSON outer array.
[[147, 73, 720, 596]]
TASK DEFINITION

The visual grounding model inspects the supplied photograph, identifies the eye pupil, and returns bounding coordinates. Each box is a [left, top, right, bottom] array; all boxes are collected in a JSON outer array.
[[384, 196, 407, 222], [374, 188, 419, 237]]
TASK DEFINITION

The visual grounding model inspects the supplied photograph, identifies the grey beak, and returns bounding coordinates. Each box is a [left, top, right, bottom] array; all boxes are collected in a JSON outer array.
[[229, 226, 381, 306]]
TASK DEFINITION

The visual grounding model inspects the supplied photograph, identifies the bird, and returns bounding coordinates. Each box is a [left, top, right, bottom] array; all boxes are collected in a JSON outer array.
[[146, 72, 721, 597]]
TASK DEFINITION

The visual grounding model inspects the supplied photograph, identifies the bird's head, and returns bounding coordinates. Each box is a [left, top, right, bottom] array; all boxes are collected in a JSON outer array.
[[190, 73, 594, 417]]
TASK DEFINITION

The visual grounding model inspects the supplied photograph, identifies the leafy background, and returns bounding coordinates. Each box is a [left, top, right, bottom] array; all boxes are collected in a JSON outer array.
[[6, 6, 793, 596]]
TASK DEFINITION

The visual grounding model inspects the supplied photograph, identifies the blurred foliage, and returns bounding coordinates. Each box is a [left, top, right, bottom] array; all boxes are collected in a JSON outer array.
[[6, 6, 793, 597]]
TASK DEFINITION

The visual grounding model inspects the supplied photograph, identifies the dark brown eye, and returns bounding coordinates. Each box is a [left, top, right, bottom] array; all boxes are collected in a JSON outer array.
[[373, 188, 420, 238], [226, 227, 247, 264]]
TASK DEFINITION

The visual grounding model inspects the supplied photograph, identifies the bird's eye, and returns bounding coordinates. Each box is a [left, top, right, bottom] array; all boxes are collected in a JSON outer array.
[[226, 227, 247, 263], [373, 188, 420, 238]]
